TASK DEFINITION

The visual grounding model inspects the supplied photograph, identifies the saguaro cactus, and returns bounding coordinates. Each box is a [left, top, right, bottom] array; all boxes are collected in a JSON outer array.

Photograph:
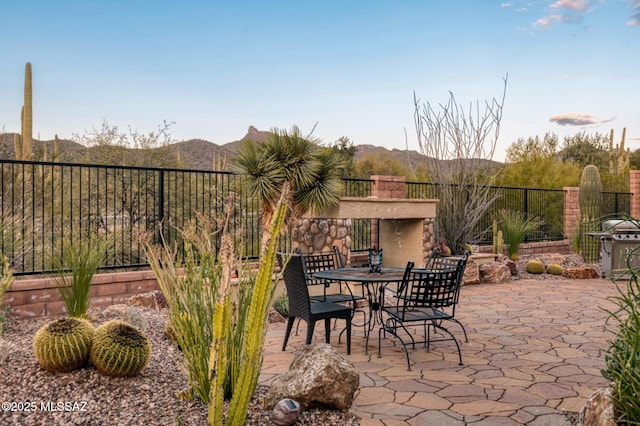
[[579, 165, 602, 263], [22, 62, 33, 160], [608, 128, 630, 176]]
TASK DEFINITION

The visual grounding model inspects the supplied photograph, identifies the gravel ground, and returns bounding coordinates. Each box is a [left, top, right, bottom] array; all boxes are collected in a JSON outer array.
[[509, 253, 602, 280], [0, 305, 360, 426]]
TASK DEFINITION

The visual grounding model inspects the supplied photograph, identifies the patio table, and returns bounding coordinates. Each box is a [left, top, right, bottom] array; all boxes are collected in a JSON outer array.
[[314, 267, 408, 335]]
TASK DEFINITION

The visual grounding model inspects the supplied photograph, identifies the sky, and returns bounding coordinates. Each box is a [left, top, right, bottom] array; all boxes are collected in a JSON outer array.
[[1, 0, 639, 162]]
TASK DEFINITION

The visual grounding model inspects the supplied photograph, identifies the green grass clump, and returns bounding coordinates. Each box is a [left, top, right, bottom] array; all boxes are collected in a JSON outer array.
[[51, 235, 109, 319], [498, 209, 541, 261]]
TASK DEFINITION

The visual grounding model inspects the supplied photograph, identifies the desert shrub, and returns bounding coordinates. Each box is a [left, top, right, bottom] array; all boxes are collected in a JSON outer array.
[[50, 234, 109, 318], [525, 259, 545, 274], [602, 273, 640, 424], [498, 209, 541, 261], [144, 215, 256, 403], [273, 293, 288, 318]]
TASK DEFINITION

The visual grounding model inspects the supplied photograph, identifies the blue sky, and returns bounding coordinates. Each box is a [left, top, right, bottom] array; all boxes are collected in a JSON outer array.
[[1, 0, 638, 162]]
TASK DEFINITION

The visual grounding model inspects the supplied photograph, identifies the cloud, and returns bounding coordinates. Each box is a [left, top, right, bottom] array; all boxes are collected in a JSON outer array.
[[533, 0, 596, 29], [549, 113, 616, 126], [628, 0, 640, 26]]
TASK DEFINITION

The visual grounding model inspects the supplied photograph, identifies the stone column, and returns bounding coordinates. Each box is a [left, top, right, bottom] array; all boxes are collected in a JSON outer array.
[[564, 186, 580, 239], [292, 218, 351, 262], [630, 170, 640, 218]]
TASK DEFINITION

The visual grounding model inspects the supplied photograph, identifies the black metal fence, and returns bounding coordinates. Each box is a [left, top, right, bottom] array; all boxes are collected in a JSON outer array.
[[0, 159, 632, 275], [406, 181, 632, 245]]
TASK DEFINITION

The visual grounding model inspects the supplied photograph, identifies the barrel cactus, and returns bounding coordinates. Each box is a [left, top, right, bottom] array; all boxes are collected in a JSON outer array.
[[90, 319, 151, 377], [33, 317, 94, 373], [546, 263, 563, 275], [526, 259, 545, 274]]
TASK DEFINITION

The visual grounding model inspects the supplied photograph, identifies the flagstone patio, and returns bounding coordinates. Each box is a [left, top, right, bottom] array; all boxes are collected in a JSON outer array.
[[259, 278, 620, 425]]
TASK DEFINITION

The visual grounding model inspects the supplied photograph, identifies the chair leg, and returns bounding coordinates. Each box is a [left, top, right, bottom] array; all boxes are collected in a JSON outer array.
[[346, 315, 351, 355], [305, 321, 316, 345], [324, 318, 332, 343], [283, 317, 296, 351]]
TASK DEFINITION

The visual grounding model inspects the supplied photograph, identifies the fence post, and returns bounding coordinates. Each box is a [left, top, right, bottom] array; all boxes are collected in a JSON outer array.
[[157, 169, 165, 242], [563, 187, 580, 240]]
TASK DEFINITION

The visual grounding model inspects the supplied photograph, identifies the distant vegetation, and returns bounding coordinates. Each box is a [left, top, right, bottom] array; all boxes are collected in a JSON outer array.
[[0, 124, 635, 193]]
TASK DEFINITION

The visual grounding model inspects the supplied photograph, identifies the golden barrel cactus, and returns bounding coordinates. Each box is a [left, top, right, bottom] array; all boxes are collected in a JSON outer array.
[[525, 259, 545, 274], [90, 319, 151, 377], [33, 317, 94, 372]]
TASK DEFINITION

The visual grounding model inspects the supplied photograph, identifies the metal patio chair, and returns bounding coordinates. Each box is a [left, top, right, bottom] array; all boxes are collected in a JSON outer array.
[[277, 252, 352, 355], [378, 252, 468, 370]]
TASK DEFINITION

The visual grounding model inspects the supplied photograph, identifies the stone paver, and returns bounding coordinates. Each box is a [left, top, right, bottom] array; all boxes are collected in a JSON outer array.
[[259, 278, 618, 425]]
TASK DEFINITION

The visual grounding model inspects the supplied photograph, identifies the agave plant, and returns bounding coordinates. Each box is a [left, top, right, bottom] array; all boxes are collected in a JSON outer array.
[[498, 209, 541, 261]]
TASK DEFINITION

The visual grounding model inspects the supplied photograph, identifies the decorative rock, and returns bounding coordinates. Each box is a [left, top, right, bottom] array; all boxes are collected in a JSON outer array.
[[303, 232, 313, 248], [123, 306, 149, 331], [563, 267, 599, 279], [127, 290, 167, 310], [579, 386, 616, 426], [271, 398, 301, 426], [265, 343, 359, 412], [479, 262, 511, 284], [319, 220, 329, 234], [312, 233, 326, 251], [337, 226, 348, 239], [504, 259, 518, 276], [462, 258, 480, 285], [269, 307, 286, 323], [310, 222, 320, 234]]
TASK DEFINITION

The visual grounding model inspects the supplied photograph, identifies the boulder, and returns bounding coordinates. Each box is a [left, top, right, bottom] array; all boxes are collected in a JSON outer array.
[[579, 386, 616, 426], [265, 344, 359, 412], [123, 306, 149, 330], [563, 267, 600, 279], [127, 290, 167, 310], [479, 262, 511, 284], [462, 258, 480, 285]]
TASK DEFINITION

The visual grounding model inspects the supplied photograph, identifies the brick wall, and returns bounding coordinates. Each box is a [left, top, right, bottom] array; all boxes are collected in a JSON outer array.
[[370, 175, 406, 198], [3, 270, 159, 318], [477, 239, 572, 255]]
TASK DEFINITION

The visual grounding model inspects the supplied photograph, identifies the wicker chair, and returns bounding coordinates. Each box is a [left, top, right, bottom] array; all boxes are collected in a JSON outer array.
[[277, 253, 352, 355], [378, 252, 469, 370]]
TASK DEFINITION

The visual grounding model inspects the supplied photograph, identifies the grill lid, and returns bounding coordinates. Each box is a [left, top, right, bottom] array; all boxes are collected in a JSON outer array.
[[601, 220, 640, 233]]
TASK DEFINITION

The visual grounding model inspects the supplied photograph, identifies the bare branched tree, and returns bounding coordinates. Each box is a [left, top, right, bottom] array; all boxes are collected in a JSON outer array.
[[413, 76, 507, 253]]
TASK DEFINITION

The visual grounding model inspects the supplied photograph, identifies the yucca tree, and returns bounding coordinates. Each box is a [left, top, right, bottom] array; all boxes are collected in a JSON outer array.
[[232, 125, 345, 250]]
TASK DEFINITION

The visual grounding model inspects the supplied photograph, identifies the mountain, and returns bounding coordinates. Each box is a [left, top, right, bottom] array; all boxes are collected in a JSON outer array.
[[0, 126, 498, 173]]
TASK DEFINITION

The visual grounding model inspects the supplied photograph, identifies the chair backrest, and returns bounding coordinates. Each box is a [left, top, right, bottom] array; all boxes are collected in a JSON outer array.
[[395, 268, 460, 318], [277, 253, 311, 321], [299, 246, 344, 286], [424, 251, 469, 303]]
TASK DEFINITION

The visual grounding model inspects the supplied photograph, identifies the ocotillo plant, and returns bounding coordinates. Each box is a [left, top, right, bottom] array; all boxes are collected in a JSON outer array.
[[579, 164, 602, 263], [22, 62, 33, 160]]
